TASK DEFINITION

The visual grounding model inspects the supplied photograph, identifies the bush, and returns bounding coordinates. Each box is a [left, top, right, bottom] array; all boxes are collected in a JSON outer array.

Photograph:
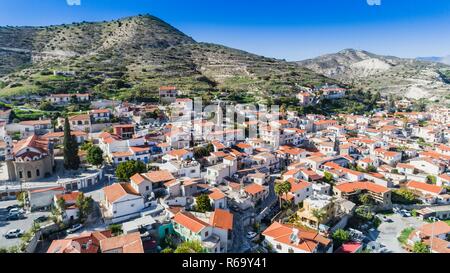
[[413, 241, 430, 253], [87, 146, 104, 167], [115, 160, 147, 181], [392, 189, 418, 205], [398, 227, 414, 244], [332, 229, 350, 248], [108, 224, 123, 236], [194, 194, 212, 213], [174, 240, 205, 253]]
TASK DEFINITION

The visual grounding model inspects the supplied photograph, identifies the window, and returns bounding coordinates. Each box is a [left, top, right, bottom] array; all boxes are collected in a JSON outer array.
[[146, 186, 149, 191], [276, 244, 282, 250], [131, 204, 134, 207], [205, 231, 209, 237], [36, 169, 40, 177], [19, 171, 23, 179], [27, 171, 32, 178]]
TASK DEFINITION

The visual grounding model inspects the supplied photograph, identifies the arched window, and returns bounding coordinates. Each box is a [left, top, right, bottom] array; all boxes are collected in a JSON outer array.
[[36, 169, 40, 177]]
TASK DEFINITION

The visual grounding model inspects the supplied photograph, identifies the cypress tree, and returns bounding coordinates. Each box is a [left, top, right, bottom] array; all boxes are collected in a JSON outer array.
[[63, 117, 80, 170]]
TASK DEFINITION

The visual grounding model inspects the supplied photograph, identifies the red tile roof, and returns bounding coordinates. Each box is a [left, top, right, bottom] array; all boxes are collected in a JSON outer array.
[[406, 181, 444, 195], [173, 211, 209, 233], [335, 182, 390, 194], [210, 209, 233, 230], [104, 183, 140, 203]]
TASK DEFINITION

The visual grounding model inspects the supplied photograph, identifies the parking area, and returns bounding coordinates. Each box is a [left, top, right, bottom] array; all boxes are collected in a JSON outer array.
[[0, 200, 51, 249], [366, 213, 426, 253]]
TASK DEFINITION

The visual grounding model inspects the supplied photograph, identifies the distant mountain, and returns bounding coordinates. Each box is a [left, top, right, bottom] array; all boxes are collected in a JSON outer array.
[[0, 15, 334, 100], [416, 56, 450, 65], [297, 49, 450, 100]]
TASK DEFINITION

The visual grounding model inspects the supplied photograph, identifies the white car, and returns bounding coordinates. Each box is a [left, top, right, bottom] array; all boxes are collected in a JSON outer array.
[[66, 224, 83, 234], [246, 231, 258, 239], [8, 208, 24, 215], [4, 229, 24, 239]]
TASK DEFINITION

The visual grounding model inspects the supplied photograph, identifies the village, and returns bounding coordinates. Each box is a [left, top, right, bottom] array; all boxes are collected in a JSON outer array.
[[0, 84, 449, 254]]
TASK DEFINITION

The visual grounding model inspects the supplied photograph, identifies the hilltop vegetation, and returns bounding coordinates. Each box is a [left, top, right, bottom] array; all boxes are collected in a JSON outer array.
[[0, 15, 335, 101]]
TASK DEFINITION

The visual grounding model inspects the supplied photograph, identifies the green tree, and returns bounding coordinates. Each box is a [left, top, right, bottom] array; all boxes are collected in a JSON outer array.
[[51, 198, 66, 227], [63, 117, 80, 170], [312, 208, 327, 229], [195, 194, 212, 213], [392, 189, 417, 204], [366, 164, 377, 173], [193, 146, 211, 159], [332, 229, 350, 248], [17, 191, 27, 207], [115, 160, 147, 181], [39, 101, 54, 111], [87, 146, 104, 167], [355, 205, 374, 221], [275, 180, 292, 209], [427, 175, 437, 185], [76, 193, 93, 223], [413, 241, 430, 253], [56, 197, 66, 212], [108, 224, 123, 236], [323, 171, 335, 184], [161, 247, 174, 253], [359, 193, 375, 206], [80, 141, 94, 151], [174, 240, 205, 253]]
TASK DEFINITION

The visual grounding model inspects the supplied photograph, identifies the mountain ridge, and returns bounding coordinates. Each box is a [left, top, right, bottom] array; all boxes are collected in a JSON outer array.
[[296, 49, 450, 100], [0, 14, 334, 101]]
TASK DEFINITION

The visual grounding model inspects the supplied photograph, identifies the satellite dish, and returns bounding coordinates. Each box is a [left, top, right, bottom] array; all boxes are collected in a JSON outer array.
[[367, 241, 381, 253]]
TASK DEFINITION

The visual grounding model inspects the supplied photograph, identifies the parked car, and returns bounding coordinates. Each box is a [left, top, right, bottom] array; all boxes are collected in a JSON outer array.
[[8, 208, 24, 215], [400, 209, 411, 217], [377, 215, 393, 223], [66, 224, 83, 234], [4, 229, 24, 239], [6, 213, 25, 221], [246, 231, 258, 239], [34, 216, 49, 223], [6, 205, 20, 211]]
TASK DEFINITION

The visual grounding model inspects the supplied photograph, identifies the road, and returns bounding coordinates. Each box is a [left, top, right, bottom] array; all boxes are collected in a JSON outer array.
[[367, 213, 426, 253], [230, 178, 277, 253], [230, 207, 255, 253], [0, 200, 50, 249]]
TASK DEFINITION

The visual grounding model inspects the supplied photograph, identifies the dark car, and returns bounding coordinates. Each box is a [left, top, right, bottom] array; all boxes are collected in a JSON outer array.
[[6, 205, 20, 211], [6, 213, 25, 221], [34, 216, 49, 223]]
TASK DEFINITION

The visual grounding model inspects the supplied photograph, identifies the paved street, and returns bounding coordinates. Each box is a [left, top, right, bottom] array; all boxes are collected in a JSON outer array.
[[231, 207, 255, 253], [367, 213, 426, 253], [0, 200, 50, 249]]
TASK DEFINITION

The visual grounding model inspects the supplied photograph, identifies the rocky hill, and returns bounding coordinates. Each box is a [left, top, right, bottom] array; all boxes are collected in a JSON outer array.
[[0, 15, 333, 102], [297, 49, 450, 101]]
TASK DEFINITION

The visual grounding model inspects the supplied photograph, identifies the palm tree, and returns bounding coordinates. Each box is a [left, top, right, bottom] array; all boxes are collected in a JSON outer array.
[[274, 181, 284, 209], [275, 180, 292, 209], [311, 208, 327, 230]]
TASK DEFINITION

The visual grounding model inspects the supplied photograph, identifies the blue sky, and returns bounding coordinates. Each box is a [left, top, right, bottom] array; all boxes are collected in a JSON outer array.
[[0, 0, 449, 60]]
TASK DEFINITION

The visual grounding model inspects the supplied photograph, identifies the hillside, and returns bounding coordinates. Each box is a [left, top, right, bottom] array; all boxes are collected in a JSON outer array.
[[0, 15, 334, 102], [297, 49, 450, 101]]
